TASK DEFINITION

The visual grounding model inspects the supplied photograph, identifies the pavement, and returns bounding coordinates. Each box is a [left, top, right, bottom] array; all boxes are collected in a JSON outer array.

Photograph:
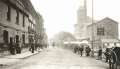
[[0, 49, 43, 66]]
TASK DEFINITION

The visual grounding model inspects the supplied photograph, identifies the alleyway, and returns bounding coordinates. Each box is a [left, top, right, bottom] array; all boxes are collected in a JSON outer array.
[[4, 47, 109, 69]]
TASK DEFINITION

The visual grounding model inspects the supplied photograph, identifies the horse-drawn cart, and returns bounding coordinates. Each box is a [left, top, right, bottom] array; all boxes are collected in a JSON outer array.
[[109, 47, 120, 69]]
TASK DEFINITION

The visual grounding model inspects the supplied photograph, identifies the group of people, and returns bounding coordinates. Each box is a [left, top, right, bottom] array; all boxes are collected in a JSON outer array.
[[9, 38, 22, 55], [73, 45, 111, 61], [97, 48, 111, 62], [74, 45, 91, 57], [29, 43, 45, 53], [8, 37, 47, 55]]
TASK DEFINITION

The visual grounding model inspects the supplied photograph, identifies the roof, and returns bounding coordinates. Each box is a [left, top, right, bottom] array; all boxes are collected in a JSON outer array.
[[101, 39, 120, 43], [97, 17, 118, 24], [87, 17, 118, 27]]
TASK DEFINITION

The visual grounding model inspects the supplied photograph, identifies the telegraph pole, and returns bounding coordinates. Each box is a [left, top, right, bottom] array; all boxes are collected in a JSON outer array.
[[91, 0, 94, 57], [91, 0, 94, 49]]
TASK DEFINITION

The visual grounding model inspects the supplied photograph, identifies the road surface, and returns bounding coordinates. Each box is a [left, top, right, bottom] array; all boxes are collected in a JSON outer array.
[[3, 47, 109, 69]]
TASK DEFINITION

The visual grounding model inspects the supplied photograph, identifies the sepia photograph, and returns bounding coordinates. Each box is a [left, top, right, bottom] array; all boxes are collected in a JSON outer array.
[[0, 0, 120, 69]]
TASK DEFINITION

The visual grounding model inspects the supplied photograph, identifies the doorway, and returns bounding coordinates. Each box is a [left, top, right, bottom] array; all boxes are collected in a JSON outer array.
[[3, 30, 9, 43]]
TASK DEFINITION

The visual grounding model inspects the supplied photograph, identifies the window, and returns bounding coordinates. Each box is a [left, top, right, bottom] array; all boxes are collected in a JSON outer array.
[[16, 10, 19, 24], [23, 15, 25, 27], [22, 34, 25, 44], [7, 6, 11, 21], [97, 27, 105, 36], [3, 30, 9, 43]]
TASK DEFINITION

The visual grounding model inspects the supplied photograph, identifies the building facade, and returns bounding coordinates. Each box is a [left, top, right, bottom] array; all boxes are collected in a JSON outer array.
[[87, 17, 119, 50], [35, 13, 48, 47], [0, 0, 46, 55]]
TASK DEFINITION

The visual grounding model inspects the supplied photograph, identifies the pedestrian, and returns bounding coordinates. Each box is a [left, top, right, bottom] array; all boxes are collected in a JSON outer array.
[[91, 49, 94, 57], [16, 41, 22, 54], [30, 42, 35, 53], [79, 46, 84, 56], [97, 48, 102, 60], [74, 46, 78, 54], [9, 38, 16, 55], [85, 46, 91, 56], [104, 48, 111, 62]]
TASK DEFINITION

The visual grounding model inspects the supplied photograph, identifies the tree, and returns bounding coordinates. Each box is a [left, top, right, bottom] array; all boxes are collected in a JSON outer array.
[[52, 31, 76, 46]]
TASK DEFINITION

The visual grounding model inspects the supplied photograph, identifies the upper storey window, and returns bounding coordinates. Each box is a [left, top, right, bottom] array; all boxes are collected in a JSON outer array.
[[7, 6, 11, 21]]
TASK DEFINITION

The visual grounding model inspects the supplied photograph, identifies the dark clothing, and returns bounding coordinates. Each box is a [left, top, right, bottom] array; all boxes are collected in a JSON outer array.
[[104, 52, 111, 62], [16, 43, 21, 54], [9, 43, 16, 55], [74, 46, 78, 53], [85, 47, 91, 56], [29, 43, 35, 53], [98, 49, 102, 56], [98, 49, 102, 60], [79, 47, 84, 56], [104, 48, 111, 62]]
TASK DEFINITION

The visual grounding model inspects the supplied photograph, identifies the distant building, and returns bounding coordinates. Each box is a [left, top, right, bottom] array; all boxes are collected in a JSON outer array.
[[87, 17, 119, 50], [74, 0, 92, 40]]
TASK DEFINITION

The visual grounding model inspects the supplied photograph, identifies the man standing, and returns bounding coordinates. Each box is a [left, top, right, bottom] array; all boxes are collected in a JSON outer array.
[[29, 38, 35, 53], [85, 46, 91, 56], [79, 46, 84, 56], [9, 37, 16, 55], [104, 48, 111, 62], [97, 48, 102, 60]]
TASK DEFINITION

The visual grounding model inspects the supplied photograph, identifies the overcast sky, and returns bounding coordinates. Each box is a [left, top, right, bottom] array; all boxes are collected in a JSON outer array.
[[31, 0, 120, 39]]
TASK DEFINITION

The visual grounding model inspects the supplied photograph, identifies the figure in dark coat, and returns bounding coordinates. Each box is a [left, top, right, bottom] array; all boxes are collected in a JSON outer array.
[[9, 39, 16, 55], [98, 49, 102, 60], [85, 46, 91, 56], [15, 42, 21, 54], [74, 46, 78, 54], [30, 43, 35, 53], [79, 46, 84, 56], [104, 48, 111, 62]]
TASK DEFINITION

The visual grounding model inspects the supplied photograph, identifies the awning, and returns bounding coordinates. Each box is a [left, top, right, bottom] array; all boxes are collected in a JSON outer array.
[[101, 39, 120, 43]]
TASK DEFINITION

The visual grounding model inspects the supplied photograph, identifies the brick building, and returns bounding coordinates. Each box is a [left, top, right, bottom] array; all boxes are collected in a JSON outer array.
[[87, 17, 119, 50]]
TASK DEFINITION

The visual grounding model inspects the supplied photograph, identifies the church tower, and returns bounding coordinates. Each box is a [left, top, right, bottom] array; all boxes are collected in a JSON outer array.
[[78, 0, 87, 23], [74, 0, 91, 40]]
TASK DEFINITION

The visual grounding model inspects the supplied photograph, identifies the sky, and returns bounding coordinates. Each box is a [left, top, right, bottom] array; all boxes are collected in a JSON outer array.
[[31, 0, 120, 39]]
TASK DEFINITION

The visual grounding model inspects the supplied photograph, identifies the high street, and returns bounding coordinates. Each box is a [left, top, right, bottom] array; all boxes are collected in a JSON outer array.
[[2, 47, 109, 69]]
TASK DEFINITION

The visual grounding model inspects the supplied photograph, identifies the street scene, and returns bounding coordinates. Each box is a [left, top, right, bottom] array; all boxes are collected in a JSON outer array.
[[0, 0, 120, 69], [1, 47, 109, 69]]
